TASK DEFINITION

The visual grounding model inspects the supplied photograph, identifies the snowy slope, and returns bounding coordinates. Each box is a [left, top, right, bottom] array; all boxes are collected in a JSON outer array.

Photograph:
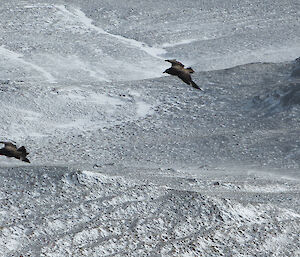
[[1, 166, 299, 256], [0, 0, 300, 256]]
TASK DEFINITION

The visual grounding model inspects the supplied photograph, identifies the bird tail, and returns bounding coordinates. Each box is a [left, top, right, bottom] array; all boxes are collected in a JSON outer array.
[[20, 156, 30, 163], [191, 81, 202, 90]]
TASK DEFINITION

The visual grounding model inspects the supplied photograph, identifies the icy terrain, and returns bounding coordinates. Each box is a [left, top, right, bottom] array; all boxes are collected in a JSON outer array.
[[0, 0, 300, 256]]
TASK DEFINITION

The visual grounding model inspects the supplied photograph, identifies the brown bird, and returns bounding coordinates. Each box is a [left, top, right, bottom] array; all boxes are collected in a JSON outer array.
[[163, 59, 201, 90], [0, 141, 30, 163]]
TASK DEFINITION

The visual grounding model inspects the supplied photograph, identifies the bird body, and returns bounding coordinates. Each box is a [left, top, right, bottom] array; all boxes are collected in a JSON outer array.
[[0, 141, 30, 163], [163, 59, 201, 90]]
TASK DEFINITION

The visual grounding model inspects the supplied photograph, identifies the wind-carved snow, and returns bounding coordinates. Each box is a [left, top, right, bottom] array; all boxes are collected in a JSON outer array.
[[161, 39, 199, 49], [0, 46, 56, 83], [28, 4, 167, 82], [1, 3, 169, 83], [37, 54, 111, 82], [0, 167, 299, 256], [136, 101, 154, 117], [0, 82, 158, 143], [23, 4, 53, 9], [129, 90, 156, 117], [55, 5, 167, 60]]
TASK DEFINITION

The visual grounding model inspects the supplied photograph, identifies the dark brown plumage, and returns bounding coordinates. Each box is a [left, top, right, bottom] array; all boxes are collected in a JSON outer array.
[[163, 59, 201, 90], [0, 141, 30, 163]]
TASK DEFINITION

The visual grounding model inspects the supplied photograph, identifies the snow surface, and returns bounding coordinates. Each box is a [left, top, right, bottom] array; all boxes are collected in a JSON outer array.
[[0, 0, 300, 256]]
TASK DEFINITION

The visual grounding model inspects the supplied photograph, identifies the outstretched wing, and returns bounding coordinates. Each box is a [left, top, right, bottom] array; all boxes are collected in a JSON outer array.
[[177, 71, 192, 85], [17, 146, 29, 156], [190, 81, 201, 90], [165, 59, 184, 68], [177, 71, 201, 90], [185, 67, 195, 73], [0, 141, 17, 150]]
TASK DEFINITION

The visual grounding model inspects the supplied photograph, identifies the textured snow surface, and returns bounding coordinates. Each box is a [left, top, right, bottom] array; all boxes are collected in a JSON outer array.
[[1, 0, 300, 256], [0, 167, 299, 256]]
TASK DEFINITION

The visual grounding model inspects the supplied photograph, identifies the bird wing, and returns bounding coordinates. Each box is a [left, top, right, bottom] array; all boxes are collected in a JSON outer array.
[[17, 146, 29, 156], [185, 67, 195, 73], [165, 59, 184, 68], [177, 70, 192, 85], [177, 70, 201, 90], [190, 81, 201, 90], [0, 141, 17, 150]]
